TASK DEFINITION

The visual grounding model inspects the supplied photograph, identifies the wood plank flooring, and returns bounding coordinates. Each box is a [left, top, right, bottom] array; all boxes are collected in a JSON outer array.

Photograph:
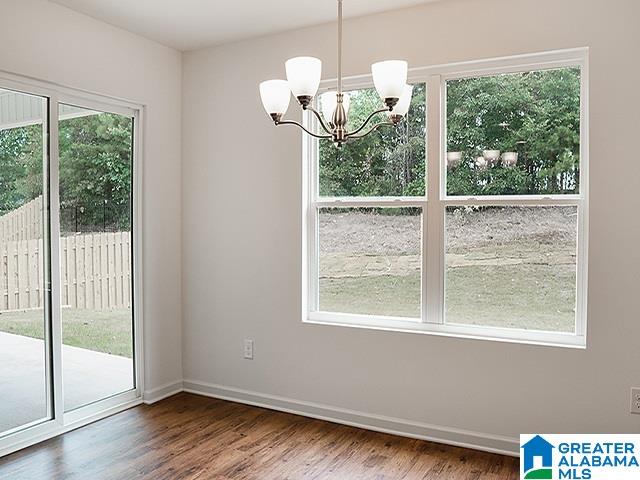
[[0, 392, 519, 479]]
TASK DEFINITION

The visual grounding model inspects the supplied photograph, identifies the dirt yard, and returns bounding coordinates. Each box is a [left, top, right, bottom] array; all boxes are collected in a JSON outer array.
[[318, 206, 577, 332]]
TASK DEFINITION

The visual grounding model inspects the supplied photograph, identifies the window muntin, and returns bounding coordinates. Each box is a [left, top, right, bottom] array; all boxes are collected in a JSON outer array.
[[444, 206, 577, 333], [318, 84, 426, 197], [445, 68, 581, 196], [306, 50, 587, 347], [318, 207, 422, 319]]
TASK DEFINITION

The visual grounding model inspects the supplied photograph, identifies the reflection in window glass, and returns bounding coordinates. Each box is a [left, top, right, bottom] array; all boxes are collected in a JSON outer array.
[[319, 207, 421, 318], [319, 84, 426, 197], [59, 105, 135, 411], [446, 68, 580, 196], [445, 206, 577, 332]]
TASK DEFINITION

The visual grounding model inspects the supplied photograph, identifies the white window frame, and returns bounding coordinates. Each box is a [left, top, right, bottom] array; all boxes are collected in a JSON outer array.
[[0, 70, 145, 457], [302, 48, 588, 348]]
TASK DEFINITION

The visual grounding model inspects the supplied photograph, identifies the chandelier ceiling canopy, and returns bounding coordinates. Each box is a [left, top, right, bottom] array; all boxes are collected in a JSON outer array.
[[259, 0, 411, 147]]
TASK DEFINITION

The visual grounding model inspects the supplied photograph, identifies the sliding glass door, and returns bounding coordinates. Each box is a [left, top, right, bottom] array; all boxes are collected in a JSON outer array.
[[0, 78, 140, 453], [0, 88, 51, 437], [58, 105, 135, 412]]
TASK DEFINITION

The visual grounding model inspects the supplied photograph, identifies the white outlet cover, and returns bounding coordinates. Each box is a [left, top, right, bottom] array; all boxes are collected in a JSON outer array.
[[244, 339, 254, 360], [631, 388, 640, 414]]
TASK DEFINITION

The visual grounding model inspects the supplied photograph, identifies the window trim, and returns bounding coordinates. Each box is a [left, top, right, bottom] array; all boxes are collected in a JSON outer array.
[[302, 48, 589, 348]]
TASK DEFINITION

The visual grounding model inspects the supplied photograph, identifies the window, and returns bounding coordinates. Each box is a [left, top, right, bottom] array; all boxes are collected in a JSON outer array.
[[310, 83, 426, 326], [318, 207, 422, 319], [304, 49, 588, 347], [444, 205, 577, 333], [319, 84, 426, 197]]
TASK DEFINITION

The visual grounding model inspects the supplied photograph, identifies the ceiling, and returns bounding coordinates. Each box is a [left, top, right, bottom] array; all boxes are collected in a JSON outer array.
[[48, 0, 439, 51]]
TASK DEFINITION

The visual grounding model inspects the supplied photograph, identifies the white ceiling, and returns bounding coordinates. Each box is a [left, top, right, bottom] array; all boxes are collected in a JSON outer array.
[[48, 0, 439, 51]]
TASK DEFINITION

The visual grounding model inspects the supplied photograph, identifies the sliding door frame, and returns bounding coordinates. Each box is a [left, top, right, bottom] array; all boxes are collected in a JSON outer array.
[[0, 70, 145, 457]]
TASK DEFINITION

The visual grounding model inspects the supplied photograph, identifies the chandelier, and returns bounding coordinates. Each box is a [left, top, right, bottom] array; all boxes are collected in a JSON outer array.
[[258, 0, 412, 147]]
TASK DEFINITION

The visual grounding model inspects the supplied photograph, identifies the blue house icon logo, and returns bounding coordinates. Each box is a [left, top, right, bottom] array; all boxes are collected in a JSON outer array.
[[521, 435, 554, 479]]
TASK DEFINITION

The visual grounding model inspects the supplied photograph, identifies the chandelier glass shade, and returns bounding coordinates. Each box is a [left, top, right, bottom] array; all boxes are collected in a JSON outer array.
[[259, 0, 411, 146]]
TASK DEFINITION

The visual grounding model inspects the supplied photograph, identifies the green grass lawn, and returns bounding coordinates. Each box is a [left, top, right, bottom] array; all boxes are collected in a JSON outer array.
[[445, 263, 576, 332], [0, 309, 133, 358], [320, 255, 575, 332], [320, 274, 421, 318], [318, 207, 578, 332]]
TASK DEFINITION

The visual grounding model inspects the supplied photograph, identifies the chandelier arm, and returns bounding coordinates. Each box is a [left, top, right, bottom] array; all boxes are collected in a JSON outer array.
[[306, 106, 334, 135], [346, 107, 391, 137], [346, 120, 393, 140], [275, 120, 332, 139]]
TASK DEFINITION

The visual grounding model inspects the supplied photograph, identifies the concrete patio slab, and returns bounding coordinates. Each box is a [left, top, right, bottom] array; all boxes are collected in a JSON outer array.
[[0, 332, 133, 434]]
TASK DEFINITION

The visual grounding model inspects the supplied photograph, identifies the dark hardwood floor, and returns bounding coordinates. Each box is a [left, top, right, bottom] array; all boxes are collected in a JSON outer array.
[[0, 393, 519, 479]]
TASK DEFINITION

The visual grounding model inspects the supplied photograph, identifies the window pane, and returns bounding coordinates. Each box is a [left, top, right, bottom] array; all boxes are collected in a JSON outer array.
[[318, 207, 421, 318], [446, 68, 580, 196], [319, 84, 426, 197], [0, 89, 50, 435], [445, 206, 577, 332], [59, 105, 134, 411]]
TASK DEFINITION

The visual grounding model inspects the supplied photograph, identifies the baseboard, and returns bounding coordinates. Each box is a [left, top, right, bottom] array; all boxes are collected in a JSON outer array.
[[182, 379, 520, 457], [143, 380, 184, 404]]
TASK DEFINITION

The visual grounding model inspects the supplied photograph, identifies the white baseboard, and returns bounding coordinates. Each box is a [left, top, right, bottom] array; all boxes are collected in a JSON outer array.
[[182, 379, 520, 457], [143, 380, 184, 404], [1, 379, 519, 459]]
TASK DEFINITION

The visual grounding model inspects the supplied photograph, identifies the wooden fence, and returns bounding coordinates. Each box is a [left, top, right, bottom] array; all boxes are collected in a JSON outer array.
[[60, 232, 132, 311], [0, 232, 131, 312], [0, 196, 43, 245]]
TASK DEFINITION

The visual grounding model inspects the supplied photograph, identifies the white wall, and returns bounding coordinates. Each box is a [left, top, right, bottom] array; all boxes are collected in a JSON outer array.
[[0, 0, 183, 396], [182, 0, 640, 453]]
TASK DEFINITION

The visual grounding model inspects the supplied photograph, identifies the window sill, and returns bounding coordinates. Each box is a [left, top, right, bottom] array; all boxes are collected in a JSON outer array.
[[305, 312, 586, 349]]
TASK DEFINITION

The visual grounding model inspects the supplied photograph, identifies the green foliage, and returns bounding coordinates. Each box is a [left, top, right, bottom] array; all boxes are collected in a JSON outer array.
[[58, 113, 132, 231], [0, 112, 132, 232], [319, 68, 580, 198], [446, 68, 580, 195], [0, 124, 43, 213], [319, 84, 426, 197]]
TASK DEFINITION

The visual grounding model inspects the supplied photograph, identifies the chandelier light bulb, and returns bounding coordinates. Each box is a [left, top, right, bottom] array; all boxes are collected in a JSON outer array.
[[388, 84, 413, 117], [371, 60, 408, 103], [259, 79, 291, 117], [285, 56, 322, 103]]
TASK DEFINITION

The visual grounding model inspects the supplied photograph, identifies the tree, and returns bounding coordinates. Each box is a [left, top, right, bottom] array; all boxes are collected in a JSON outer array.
[[58, 113, 132, 231], [446, 68, 580, 195], [0, 112, 132, 232], [318, 68, 580, 199], [0, 124, 43, 213], [319, 84, 426, 198]]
